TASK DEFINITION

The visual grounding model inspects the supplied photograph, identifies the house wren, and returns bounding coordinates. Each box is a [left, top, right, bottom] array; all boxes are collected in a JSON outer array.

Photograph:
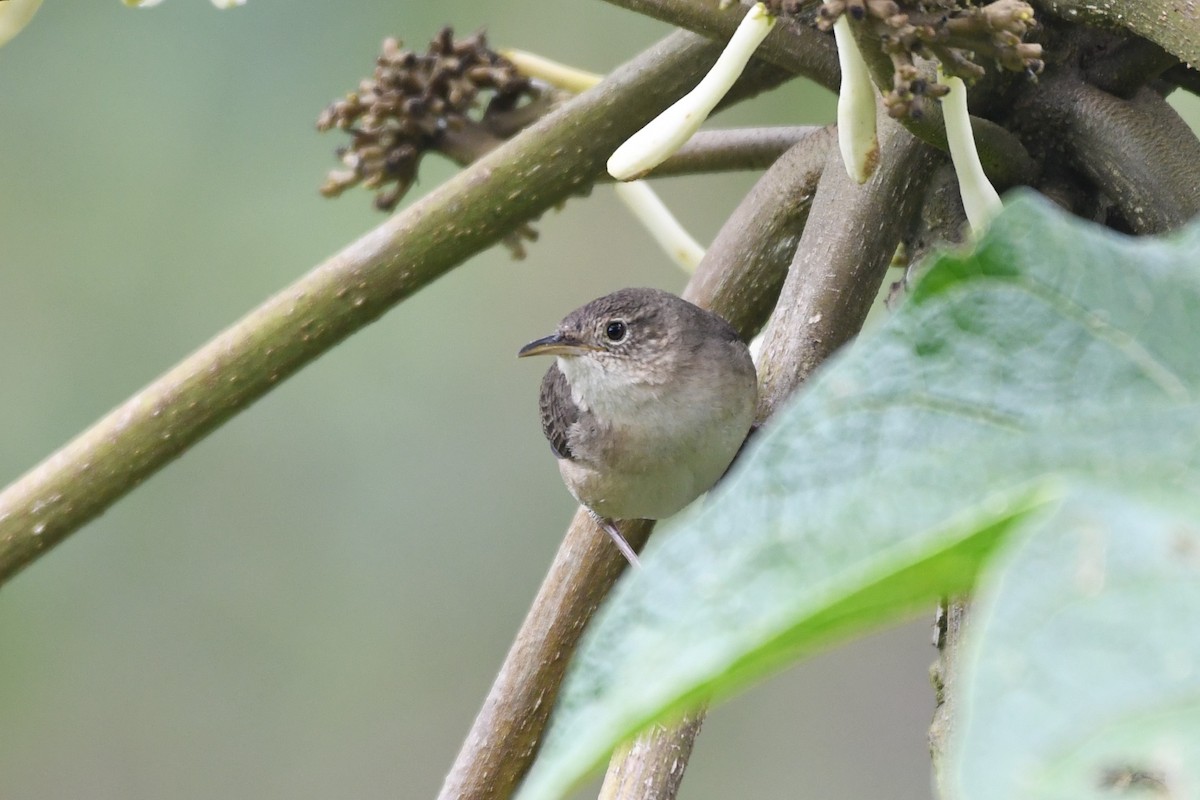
[[518, 288, 757, 565]]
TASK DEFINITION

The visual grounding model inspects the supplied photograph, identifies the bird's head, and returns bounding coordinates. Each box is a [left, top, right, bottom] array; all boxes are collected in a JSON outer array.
[[517, 288, 684, 378]]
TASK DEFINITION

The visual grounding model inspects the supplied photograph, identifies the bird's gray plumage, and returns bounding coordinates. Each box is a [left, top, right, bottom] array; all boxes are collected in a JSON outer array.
[[521, 287, 757, 525]]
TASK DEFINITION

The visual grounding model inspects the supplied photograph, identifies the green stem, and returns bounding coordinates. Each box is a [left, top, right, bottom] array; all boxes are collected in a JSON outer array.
[[0, 30, 750, 586]]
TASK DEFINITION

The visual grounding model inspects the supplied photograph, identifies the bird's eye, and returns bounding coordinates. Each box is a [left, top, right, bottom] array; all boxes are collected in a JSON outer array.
[[605, 320, 627, 342]]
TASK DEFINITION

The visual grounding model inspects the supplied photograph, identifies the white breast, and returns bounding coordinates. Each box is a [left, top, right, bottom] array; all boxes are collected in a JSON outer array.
[[556, 347, 756, 520]]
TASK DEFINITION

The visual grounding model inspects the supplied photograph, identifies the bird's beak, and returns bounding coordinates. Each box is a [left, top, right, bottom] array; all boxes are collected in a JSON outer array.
[[517, 332, 598, 358]]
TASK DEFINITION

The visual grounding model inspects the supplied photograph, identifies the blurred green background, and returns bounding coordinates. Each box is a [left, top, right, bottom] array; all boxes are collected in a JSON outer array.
[[3, 3, 1198, 799]]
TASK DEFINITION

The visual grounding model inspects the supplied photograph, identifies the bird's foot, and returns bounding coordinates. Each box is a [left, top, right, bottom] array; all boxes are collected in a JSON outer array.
[[587, 510, 642, 568]]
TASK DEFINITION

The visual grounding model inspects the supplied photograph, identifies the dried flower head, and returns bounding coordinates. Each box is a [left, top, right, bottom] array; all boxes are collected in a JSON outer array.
[[318, 28, 540, 212], [765, 0, 1044, 120]]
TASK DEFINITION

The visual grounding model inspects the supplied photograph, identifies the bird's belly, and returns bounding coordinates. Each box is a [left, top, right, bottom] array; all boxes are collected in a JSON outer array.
[[558, 431, 741, 521]]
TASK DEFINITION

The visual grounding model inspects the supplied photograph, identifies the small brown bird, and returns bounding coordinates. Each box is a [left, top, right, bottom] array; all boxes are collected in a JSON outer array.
[[518, 288, 757, 565]]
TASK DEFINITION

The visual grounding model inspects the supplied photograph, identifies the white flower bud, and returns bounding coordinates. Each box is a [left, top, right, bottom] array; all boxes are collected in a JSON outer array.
[[940, 70, 1002, 233], [0, 0, 43, 47], [829, 10, 879, 184], [607, 2, 775, 181]]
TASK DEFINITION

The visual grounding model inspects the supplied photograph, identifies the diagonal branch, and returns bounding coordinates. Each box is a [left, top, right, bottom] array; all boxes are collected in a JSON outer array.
[[439, 125, 835, 800], [438, 511, 656, 800], [0, 29, 770, 586], [757, 105, 941, 417]]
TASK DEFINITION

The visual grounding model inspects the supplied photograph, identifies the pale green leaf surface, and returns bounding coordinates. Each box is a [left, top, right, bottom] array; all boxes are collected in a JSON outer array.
[[950, 491, 1200, 799], [516, 193, 1200, 800]]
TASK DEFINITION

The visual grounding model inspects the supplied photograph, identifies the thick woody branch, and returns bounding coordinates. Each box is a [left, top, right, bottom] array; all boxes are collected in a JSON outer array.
[[1022, 77, 1200, 233], [438, 512, 656, 800], [685, 125, 835, 333], [757, 108, 941, 417], [1036, 0, 1200, 68], [0, 29, 764, 585]]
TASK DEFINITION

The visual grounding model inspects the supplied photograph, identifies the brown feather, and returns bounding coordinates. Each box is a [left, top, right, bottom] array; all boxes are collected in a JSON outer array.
[[538, 362, 581, 461]]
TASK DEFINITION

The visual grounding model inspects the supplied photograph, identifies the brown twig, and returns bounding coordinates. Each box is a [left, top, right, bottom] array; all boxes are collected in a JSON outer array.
[[643, 126, 823, 179], [598, 711, 707, 800], [440, 125, 823, 178], [685, 125, 836, 334], [438, 511, 656, 800]]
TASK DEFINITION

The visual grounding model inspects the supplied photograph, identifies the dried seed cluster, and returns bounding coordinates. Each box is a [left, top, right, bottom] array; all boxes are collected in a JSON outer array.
[[766, 0, 1044, 119], [318, 28, 537, 211]]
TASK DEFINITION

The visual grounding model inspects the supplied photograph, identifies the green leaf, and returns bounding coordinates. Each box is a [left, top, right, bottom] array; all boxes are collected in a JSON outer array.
[[516, 192, 1200, 800], [949, 491, 1200, 799]]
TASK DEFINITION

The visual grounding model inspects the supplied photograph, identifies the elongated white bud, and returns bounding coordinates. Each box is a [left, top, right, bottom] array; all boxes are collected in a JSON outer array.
[[0, 0, 43, 47], [830, 11, 879, 184], [612, 182, 706, 273], [607, 3, 775, 181], [499, 49, 602, 94], [940, 71, 1002, 233]]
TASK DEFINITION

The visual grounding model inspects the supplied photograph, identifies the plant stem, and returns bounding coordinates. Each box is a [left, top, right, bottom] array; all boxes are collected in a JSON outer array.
[[929, 598, 971, 795], [0, 29, 756, 586], [600, 0, 840, 91], [646, 126, 820, 177], [1023, 78, 1200, 233], [442, 122, 818, 177], [686, 125, 835, 337], [598, 711, 706, 800], [756, 106, 941, 417], [1036, 0, 1200, 67], [438, 512, 656, 800]]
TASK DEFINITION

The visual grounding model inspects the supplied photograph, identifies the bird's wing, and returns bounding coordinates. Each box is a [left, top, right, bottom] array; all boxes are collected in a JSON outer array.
[[539, 363, 580, 461]]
